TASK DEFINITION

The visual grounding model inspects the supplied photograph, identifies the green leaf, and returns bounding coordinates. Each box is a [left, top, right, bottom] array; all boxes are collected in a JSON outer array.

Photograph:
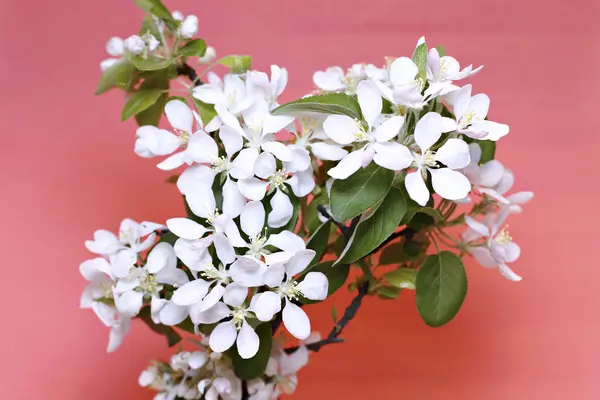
[[137, 307, 182, 347], [305, 191, 329, 235], [416, 251, 468, 327], [306, 220, 331, 266], [330, 163, 394, 222], [272, 93, 362, 120], [300, 260, 350, 304], [228, 323, 272, 379], [331, 305, 338, 322], [336, 187, 407, 265], [132, 56, 173, 71], [435, 44, 446, 57], [179, 39, 207, 57], [135, 0, 172, 20], [379, 239, 426, 265], [378, 286, 402, 299], [478, 140, 496, 164], [192, 98, 218, 126], [95, 60, 136, 95], [121, 89, 164, 121], [412, 38, 428, 82], [157, 231, 178, 246], [217, 55, 252, 74], [384, 268, 417, 289], [134, 70, 169, 126]]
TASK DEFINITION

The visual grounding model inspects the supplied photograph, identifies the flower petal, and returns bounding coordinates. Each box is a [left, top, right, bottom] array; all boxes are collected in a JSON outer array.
[[165, 100, 194, 133], [109, 248, 137, 278], [434, 138, 470, 169], [309, 142, 348, 161], [298, 272, 328, 301], [263, 115, 294, 135], [186, 191, 217, 219], [405, 171, 430, 206], [389, 57, 418, 86], [213, 233, 236, 265], [254, 151, 276, 179], [238, 177, 269, 201], [192, 85, 226, 105], [185, 132, 219, 164], [327, 149, 364, 180], [115, 290, 144, 317], [464, 216, 490, 237], [230, 147, 260, 180], [469, 247, 497, 268], [357, 81, 382, 128], [282, 300, 311, 340], [223, 282, 249, 308], [268, 190, 293, 228], [177, 164, 216, 195], [429, 168, 471, 201], [265, 231, 305, 253], [190, 301, 231, 324], [285, 249, 316, 277], [251, 291, 282, 321], [262, 141, 293, 162], [373, 115, 404, 143], [198, 283, 226, 312], [478, 160, 505, 188], [222, 177, 247, 218], [209, 320, 237, 353], [263, 263, 285, 287], [241, 201, 266, 238], [229, 257, 266, 287], [323, 115, 358, 145], [498, 263, 522, 281], [219, 125, 243, 157], [287, 168, 315, 197], [156, 152, 186, 171], [145, 242, 176, 274], [414, 112, 443, 151], [373, 142, 414, 171], [171, 279, 211, 306], [237, 321, 260, 359], [166, 218, 208, 240], [158, 302, 189, 326]]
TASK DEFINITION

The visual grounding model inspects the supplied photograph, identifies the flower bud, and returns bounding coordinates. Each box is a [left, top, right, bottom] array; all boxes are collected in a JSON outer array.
[[124, 35, 145, 55], [172, 10, 184, 21], [198, 46, 216, 63], [143, 33, 160, 52], [178, 15, 198, 39], [105, 37, 124, 57], [100, 58, 119, 71]]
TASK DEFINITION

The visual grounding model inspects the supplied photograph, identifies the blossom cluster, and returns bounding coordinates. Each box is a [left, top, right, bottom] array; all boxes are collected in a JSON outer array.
[[85, 1, 532, 397], [139, 335, 313, 400]]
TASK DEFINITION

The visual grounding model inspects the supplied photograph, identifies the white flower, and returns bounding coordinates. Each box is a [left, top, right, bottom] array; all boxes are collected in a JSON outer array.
[[124, 35, 146, 54], [323, 81, 405, 179], [442, 84, 509, 141], [463, 212, 521, 281], [85, 218, 164, 278], [91, 302, 132, 352], [374, 56, 427, 109], [313, 63, 381, 94], [167, 196, 242, 266], [252, 249, 327, 340], [100, 37, 125, 71], [247, 65, 288, 108], [231, 201, 307, 268], [208, 283, 261, 359], [376, 112, 471, 206], [425, 47, 483, 99], [114, 243, 189, 319], [290, 115, 348, 163], [80, 257, 115, 308], [178, 15, 199, 39], [135, 100, 219, 171], [313, 66, 346, 92], [192, 73, 256, 133]]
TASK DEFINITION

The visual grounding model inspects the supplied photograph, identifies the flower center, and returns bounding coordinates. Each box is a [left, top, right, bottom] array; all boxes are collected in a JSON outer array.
[[414, 150, 437, 168], [246, 117, 264, 135], [410, 77, 425, 91], [353, 119, 370, 142], [101, 282, 114, 299], [391, 104, 408, 116], [248, 232, 268, 258], [495, 227, 512, 245], [439, 59, 449, 76], [200, 264, 228, 282], [139, 273, 158, 294], [299, 116, 317, 134], [211, 156, 230, 173], [269, 170, 288, 190], [206, 209, 221, 225], [279, 280, 300, 301], [232, 309, 248, 329], [458, 110, 479, 130]]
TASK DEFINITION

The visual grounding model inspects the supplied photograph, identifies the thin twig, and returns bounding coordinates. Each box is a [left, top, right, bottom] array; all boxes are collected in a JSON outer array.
[[317, 205, 347, 235], [176, 63, 203, 87]]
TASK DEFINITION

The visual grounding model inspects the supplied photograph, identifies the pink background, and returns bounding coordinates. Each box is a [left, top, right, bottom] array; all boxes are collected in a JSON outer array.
[[2, 0, 599, 398]]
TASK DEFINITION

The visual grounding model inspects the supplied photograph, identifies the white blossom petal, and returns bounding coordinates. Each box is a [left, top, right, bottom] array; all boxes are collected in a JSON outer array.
[[434, 138, 470, 169], [373, 142, 414, 171], [389, 57, 418, 86], [282, 300, 311, 340], [356, 80, 382, 128], [262, 141, 293, 162], [156, 152, 187, 171], [285, 249, 316, 277], [165, 100, 194, 133], [199, 283, 226, 312], [109, 248, 137, 278], [167, 218, 208, 240], [287, 168, 315, 197], [327, 149, 364, 180], [414, 112, 443, 151], [171, 279, 211, 306], [209, 320, 237, 353], [145, 242, 175, 274], [115, 291, 144, 317], [298, 272, 328, 301], [177, 164, 216, 195], [186, 191, 217, 219], [263, 264, 285, 287], [405, 171, 430, 206], [219, 125, 243, 157], [323, 115, 357, 145], [230, 147, 260, 180], [158, 302, 189, 326], [213, 233, 236, 265], [238, 177, 269, 201], [265, 231, 305, 253], [237, 321, 260, 359], [254, 151, 277, 179], [252, 291, 282, 321], [190, 301, 231, 324], [222, 177, 247, 218], [223, 282, 249, 308], [229, 257, 266, 287], [309, 142, 348, 161], [373, 115, 404, 143], [429, 168, 471, 201], [268, 190, 293, 228]]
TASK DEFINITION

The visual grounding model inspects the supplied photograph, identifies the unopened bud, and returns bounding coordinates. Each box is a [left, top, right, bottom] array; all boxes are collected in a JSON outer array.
[[198, 46, 216, 63], [172, 10, 185, 21], [105, 37, 124, 57], [178, 15, 198, 39], [143, 33, 160, 52], [124, 35, 145, 55]]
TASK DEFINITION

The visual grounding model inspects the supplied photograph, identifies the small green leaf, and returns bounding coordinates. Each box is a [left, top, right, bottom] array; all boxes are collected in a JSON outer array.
[[217, 55, 252, 74], [379, 239, 426, 265], [384, 268, 417, 289], [336, 187, 407, 265], [228, 323, 272, 379], [137, 307, 182, 347], [331, 305, 338, 322], [412, 38, 428, 82], [416, 251, 468, 327], [330, 163, 394, 222], [95, 60, 136, 95], [478, 140, 496, 164], [134, 70, 170, 126], [378, 286, 402, 299], [272, 93, 362, 120], [300, 260, 350, 304], [179, 39, 207, 57], [306, 220, 331, 266], [135, 0, 172, 20], [157, 231, 178, 246], [192, 98, 218, 126], [121, 89, 164, 121], [435, 44, 446, 57], [132, 56, 173, 71]]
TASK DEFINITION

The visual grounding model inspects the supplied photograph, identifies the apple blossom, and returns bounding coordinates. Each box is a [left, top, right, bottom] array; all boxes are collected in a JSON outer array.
[[425, 47, 483, 99]]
